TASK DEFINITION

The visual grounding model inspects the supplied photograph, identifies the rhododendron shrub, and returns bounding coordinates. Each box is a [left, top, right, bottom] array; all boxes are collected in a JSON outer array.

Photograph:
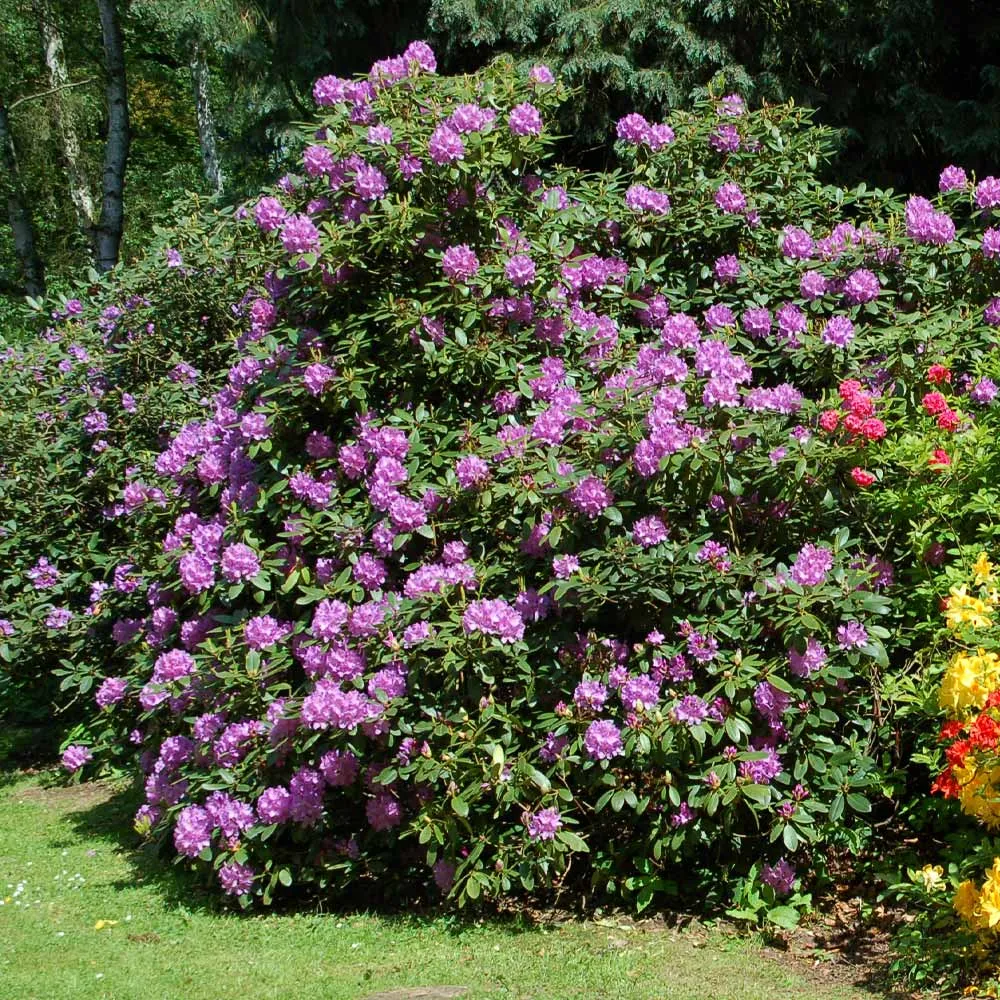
[[41, 48, 919, 909], [0, 207, 272, 727]]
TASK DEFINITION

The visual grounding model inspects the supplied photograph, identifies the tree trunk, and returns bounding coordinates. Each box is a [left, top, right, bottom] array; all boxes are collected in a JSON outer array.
[[34, 0, 97, 232], [189, 38, 224, 195], [0, 96, 46, 297], [93, 0, 130, 272]]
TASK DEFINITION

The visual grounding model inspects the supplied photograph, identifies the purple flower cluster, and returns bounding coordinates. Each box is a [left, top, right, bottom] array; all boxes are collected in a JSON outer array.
[[508, 102, 543, 136], [625, 184, 670, 215], [463, 599, 525, 643], [441, 244, 479, 282], [570, 477, 613, 518], [584, 719, 623, 760], [905, 196, 956, 245], [61, 744, 92, 772], [614, 114, 673, 150], [526, 807, 562, 840], [789, 638, 826, 677], [789, 544, 833, 586], [761, 858, 796, 894]]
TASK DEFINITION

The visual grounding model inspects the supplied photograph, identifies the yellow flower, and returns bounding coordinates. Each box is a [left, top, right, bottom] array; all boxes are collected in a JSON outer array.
[[974, 552, 996, 587], [946, 586, 995, 630], [93, 919, 119, 931], [940, 649, 1000, 713], [981, 861, 1000, 928], [917, 864, 946, 890], [956, 879, 983, 926], [955, 760, 1000, 828]]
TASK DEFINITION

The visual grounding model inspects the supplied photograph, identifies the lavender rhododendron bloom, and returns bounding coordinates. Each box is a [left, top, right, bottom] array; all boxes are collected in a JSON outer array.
[[761, 859, 796, 895], [822, 315, 854, 347], [96, 676, 127, 708], [220, 543, 260, 582], [780, 226, 814, 259], [428, 124, 464, 164], [174, 805, 213, 858], [939, 164, 968, 191], [61, 744, 92, 772], [584, 720, 623, 760], [463, 599, 524, 643], [976, 176, 1000, 210], [836, 622, 868, 649], [789, 544, 834, 586], [574, 679, 608, 712], [508, 102, 543, 136], [441, 244, 479, 281], [570, 477, 613, 518], [789, 638, 827, 677], [219, 861, 255, 896], [526, 807, 562, 840], [714, 182, 746, 214], [281, 214, 320, 255]]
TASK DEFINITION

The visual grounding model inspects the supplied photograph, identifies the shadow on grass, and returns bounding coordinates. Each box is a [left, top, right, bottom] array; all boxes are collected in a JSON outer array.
[[58, 778, 224, 915], [55, 777, 908, 997], [58, 781, 576, 937]]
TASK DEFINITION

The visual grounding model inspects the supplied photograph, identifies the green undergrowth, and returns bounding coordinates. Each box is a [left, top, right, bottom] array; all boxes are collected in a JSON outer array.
[[0, 769, 881, 1000]]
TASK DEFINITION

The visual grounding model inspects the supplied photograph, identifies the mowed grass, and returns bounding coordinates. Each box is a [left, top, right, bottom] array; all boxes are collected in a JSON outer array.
[[0, 769, 880, 1000]]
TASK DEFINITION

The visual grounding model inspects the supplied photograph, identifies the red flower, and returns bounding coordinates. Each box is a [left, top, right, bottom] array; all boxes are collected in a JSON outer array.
[[937, 409, 960, 431], [851, 467, 876, 487], [931, 768, 960, 799], [945, 738, 971, 767], [861, 417, 886, 441], [818, 409, 840, 432], [848, 395, 875, 419], [922, 391, 949, 416], [970, 713, 1000, 749], [929, 448, 951, 468], [928, 364, 952, 384], [843, 413, 864, 436], [939, 720, 965, 741], [838, 378, 864, 401]]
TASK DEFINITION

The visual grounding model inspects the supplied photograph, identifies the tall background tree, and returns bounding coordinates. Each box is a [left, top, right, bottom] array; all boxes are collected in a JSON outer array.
[[427, 0, 1000, 188]]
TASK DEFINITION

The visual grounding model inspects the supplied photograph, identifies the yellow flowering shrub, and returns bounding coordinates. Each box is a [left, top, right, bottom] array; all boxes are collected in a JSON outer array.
[[954, 758, 1000, 829], [940, 649, 1000, 714], [954, 861, 1000, 932]]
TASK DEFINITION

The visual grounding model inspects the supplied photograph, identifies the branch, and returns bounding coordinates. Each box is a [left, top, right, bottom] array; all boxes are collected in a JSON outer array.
[[9, 77, 97, 112]]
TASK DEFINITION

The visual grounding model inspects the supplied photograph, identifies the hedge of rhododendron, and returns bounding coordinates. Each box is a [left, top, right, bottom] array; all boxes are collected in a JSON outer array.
[[12, 42, 1000, 916], [0, 201, 274, 731]]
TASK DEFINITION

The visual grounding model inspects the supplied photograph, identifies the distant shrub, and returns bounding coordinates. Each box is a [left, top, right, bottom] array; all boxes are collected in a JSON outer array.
[[0, 200, 269, 730]]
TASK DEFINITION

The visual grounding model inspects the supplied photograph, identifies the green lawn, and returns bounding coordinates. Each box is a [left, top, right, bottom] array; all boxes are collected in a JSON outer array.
[[0, 769, 887, 1000]]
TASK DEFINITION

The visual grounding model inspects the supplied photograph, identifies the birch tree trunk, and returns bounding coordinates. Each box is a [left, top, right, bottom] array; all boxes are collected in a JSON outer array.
[[34, 0, 97, 232], [0, 96, 46, 297], [93, 0, 130, 272], [189, 38, 224, 195]]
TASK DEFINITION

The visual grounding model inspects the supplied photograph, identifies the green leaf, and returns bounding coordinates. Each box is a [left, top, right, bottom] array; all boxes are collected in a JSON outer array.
[[782, 824, 800, 852], [556, 830, 589, 852], [526, 767, 551, 793], [742, 784, 771, 805], [766, 906, 800, 930], [846, 793, 871, 814]]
